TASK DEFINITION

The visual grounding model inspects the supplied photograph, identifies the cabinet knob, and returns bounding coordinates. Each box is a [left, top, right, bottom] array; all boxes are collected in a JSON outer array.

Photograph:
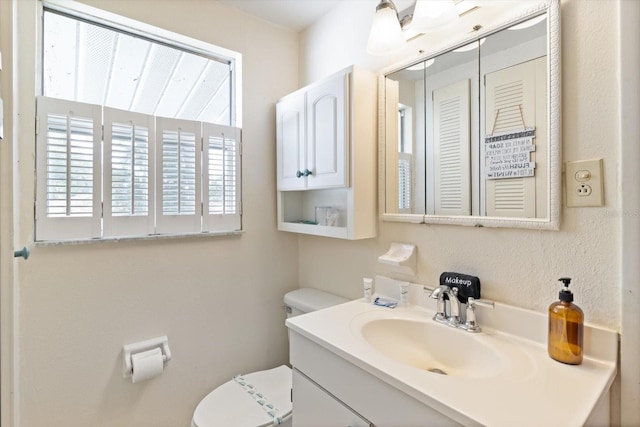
[[296, 170, 303, 178], [303, 169, 313, 177]]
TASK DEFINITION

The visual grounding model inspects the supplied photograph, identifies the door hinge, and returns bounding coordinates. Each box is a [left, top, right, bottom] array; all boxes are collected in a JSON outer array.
[[35, 116, 39, 135]]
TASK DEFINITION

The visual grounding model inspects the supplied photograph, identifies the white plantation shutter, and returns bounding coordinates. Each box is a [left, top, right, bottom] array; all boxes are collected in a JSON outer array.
[[433, 80, 471, 216], [203, 123, 242, 231], [398, 152, 412, 213], [103, 107, 155, 237], [36, 99, 241, 241], [155, 117, 202, 234], [36, 97, 102, 241]]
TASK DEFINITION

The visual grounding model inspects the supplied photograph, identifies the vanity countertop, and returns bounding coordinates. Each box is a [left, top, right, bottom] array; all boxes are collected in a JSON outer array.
[[286, 296, 617, 427]]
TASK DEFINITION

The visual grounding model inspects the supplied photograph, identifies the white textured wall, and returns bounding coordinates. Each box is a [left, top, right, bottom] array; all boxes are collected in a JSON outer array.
[[11, 1, 300, 426], [298, 0, 621, 330]]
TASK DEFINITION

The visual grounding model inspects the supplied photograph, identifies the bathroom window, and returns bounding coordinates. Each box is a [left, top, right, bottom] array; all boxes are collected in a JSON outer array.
[[35, 7, 242, 241]]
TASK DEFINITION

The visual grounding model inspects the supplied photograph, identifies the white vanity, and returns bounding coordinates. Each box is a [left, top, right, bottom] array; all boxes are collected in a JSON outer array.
[[286, 278, 617, 427]]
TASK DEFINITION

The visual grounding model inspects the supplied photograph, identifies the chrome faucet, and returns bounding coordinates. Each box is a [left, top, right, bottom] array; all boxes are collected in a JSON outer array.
[[428, 285, 461, 327], [425, 285, 495, 332], [429, 285, 448, 322]]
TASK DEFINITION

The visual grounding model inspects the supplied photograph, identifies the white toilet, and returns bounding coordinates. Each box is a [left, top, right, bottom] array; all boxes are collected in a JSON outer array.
[[191, 288, 348, 427]]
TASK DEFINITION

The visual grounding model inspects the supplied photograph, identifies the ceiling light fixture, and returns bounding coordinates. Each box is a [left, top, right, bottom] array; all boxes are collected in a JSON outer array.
[[412, 0, 459, 33], [367, 0, 460, 56], [367, 0, 406, 56]]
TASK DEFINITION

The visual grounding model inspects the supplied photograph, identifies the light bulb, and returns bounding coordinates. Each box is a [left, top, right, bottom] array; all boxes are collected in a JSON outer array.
[[367, 0, 406, 55], [412, 0, 459, 34]]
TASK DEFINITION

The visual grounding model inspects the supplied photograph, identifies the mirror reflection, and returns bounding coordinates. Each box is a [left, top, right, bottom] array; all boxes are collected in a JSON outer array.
[[382, 11, 554, 227], [480, 15, 548, 219]]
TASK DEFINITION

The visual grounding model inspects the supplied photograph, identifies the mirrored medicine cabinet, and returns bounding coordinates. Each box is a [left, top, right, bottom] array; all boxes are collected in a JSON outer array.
[[380, 0, 560, 229]]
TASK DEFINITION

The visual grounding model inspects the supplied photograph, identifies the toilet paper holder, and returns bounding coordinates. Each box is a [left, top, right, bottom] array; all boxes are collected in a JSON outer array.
[[122, 335, 172, 379]]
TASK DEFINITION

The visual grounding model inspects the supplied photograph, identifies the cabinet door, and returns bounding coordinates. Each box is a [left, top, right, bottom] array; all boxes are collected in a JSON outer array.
[[305, 73, 348, 189], [277, 92, 306, 190], [293, 369, 371, 427]]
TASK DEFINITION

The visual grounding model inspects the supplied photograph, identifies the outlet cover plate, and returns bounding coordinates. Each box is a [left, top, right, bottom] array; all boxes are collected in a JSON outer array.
[[565, 159, 604, 207]]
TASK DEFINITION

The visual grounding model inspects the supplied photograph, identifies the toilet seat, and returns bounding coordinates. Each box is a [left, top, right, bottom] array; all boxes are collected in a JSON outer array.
[[192, 365, 292, 427]]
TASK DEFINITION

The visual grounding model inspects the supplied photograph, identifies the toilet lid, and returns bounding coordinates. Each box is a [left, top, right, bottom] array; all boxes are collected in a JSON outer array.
[[192, 365, 292, 427]]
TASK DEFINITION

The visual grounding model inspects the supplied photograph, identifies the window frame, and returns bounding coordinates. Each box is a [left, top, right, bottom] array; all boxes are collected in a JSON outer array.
[[41, 0, 242, 128], [35, 0, 243, 243]]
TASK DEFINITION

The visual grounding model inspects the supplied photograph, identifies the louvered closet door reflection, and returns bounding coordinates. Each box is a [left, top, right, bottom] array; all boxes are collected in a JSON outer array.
[[433, 79, 471, 216], [485, 57, 547, 218]]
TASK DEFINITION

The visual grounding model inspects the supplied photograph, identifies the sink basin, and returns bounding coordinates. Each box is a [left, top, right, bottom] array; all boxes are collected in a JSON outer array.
[[357, 317, 504, 378]]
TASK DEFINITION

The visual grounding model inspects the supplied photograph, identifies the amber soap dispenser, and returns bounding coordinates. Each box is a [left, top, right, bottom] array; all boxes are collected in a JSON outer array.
[[548, 277, 584, 365]]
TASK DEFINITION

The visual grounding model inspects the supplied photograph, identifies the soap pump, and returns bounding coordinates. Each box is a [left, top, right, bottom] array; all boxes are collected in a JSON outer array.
[[548, 277, 584, 365]]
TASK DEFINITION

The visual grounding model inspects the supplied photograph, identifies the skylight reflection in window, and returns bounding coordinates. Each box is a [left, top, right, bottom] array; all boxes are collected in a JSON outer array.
[[42, 11, 232, 125]]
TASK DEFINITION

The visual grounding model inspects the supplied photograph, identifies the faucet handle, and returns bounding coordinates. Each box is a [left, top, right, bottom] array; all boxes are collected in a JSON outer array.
[[463, 297, 494, 333], [468, 297, 494, 309]]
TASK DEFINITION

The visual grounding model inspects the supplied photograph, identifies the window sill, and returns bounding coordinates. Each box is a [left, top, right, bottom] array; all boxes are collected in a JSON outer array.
[[34, 230, 244, 247]]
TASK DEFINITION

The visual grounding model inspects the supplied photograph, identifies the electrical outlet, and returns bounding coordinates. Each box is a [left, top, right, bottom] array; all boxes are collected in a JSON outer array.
[[565, 159, 604, 207]]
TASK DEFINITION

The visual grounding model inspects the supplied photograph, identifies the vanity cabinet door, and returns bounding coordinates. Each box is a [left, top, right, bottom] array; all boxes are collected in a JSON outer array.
[[292, 369, 371, 427]]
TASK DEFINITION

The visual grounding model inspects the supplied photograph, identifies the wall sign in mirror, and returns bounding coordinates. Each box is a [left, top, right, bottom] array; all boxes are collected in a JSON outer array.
[[380, 0, 560, 229]]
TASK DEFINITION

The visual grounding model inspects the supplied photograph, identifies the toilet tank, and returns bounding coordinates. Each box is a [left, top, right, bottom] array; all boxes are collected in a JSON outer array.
[[284, 288, 348, 317]]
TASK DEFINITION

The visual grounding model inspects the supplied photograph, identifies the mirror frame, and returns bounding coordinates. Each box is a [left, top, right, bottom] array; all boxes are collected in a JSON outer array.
[[378, 0, 561, 230]]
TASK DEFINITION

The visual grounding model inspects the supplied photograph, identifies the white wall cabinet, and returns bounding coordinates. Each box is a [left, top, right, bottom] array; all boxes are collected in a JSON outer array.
[[276, 66, 377, 240], [277, 74, 347, 190]]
